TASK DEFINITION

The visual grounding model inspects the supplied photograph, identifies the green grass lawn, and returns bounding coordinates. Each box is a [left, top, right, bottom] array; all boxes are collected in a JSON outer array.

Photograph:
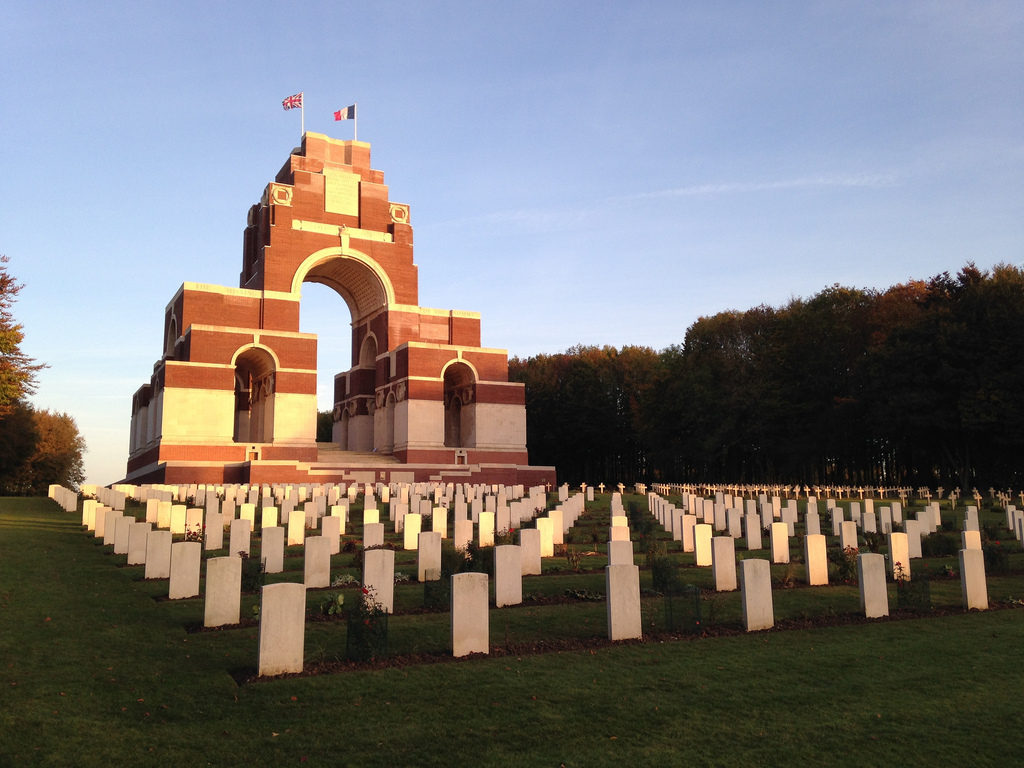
[[3, 494, 1024, 767]]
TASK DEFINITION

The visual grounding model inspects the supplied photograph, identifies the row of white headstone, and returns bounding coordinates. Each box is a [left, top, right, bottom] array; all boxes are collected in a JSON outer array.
[[53, 484, 651, 676], [646, 491, 993, 630], [98, 479, 541, 514]]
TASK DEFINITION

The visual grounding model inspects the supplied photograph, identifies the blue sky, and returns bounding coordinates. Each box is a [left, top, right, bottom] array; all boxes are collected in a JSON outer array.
[[2, 1, 1021, 486]]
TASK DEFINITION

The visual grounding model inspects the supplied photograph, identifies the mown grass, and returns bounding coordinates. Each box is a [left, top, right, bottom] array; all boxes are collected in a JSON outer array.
[[2, 494, 1024, 767]]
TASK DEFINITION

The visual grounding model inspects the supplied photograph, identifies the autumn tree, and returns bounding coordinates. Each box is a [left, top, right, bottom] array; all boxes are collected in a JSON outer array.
[[25, 409, 87, 494], [516, 263, 1024, 489], [0, 399, 40, 494], [0, 255, 45, 416]]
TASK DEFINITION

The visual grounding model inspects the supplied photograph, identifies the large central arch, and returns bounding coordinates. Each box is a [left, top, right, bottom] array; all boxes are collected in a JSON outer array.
[[291, 246, 396, 322]]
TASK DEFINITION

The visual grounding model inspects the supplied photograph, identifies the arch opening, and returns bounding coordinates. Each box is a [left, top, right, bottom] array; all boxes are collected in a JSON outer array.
[[298, 255, 389, 454], [300, 282, 352, 435]]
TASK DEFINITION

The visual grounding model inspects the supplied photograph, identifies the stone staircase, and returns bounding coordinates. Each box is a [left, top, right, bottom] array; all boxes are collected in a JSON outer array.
[[315, 443, 402, 465]]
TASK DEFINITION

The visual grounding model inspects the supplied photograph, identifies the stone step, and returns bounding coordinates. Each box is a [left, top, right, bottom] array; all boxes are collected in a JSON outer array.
[[314, 449, 403, 466]]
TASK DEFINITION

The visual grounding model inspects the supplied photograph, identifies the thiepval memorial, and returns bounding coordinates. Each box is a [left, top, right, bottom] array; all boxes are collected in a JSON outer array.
[[126, 132, 553, 487]]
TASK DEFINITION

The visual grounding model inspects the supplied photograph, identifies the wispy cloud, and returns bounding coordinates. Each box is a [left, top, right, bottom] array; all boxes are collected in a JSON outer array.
[[431, 172, 902, 230], [629, 173, 900, 200]]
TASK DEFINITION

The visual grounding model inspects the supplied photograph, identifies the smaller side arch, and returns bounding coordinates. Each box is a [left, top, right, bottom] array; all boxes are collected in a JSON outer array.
[[439, 357, 480, 383], [230, 343, 282, 373], [442, 360, 477, 449], [232, 345, 280, 444]]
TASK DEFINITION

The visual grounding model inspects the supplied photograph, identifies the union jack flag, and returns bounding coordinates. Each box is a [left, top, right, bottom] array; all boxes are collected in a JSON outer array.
[[282, 93, 303, 110]]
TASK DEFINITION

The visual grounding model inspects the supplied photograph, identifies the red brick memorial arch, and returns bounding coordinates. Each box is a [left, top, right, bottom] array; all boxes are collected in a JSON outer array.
[[126, 132, 553, 486]]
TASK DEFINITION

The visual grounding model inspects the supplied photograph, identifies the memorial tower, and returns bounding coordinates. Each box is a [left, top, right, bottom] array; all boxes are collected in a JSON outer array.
[[126, 132, 553, 486]]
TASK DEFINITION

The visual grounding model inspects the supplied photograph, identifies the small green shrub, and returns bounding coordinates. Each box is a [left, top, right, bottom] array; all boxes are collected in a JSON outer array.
[[644, 539, 666, 569], [495, 528, 515, 546], [663, 584, 702, 633], [896, 570, 931, 612], [651, 554, 679, 593], [320, 592, 345, 616], [464, 541, 494, 574], [921, 532, 959, 557], [984, 540, 1009, 575], [423, 577, 450, 610], [346, 587, 388, 661], [564, 588, 603, 601], [564, 545, 582, 572], [829, 546, 859, 584], [862, 531, 884, 554], [239, 552, 265, 594], [440, 542, 468, 575]]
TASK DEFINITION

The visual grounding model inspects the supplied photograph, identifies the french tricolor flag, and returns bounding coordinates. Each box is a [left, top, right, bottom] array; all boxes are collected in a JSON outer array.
[[334, 105, 356, 121]]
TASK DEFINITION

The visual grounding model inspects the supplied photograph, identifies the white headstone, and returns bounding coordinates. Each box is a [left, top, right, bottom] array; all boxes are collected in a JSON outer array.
[[127, 522, 151, 566], [711, 537, 737, 591], [804, 534, 828, 586], [518, 528, 542, 575], [417, 531, 442, 582], [257, 582, 306, 676], [960, 548, 988, 610], [452, 572, 489, 656], [858, 553, 889, 618], [204, 556, 242, 627], [739, 558, 774, 631], [168, 541, 201, 599], [363, 548, 396, 614], [144, 530, 172, 579], [303, 536, 331, 588], [888, 532, 910, 580], [261, 526, 285, 574], [363, 522, 385, 549], [607, 540, 634, 566], [694, 524, 713, 566], [770, 522, 789, 564], [606, 564, 642, 641], [494, 545, 523, 607], [229, 518, 252, 557]]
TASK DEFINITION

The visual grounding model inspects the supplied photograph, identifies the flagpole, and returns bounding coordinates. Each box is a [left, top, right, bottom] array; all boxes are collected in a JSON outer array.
[[301, 95, 305, 138], [354, 102, 358, 142]]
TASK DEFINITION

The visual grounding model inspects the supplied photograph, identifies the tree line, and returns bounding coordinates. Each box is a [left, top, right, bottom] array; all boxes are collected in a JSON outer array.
[[0, 255, 86, 495], [510, 263, 1024, 490]]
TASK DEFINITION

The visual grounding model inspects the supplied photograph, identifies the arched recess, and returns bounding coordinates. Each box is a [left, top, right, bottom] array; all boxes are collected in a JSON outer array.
[[359, 334, 378, 368], [443, 361, 477, 448], [164, 315, 178, 359], [232, 345, 279, 444], [334, 406, 350, 451], [384, 392, 397, 454]]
